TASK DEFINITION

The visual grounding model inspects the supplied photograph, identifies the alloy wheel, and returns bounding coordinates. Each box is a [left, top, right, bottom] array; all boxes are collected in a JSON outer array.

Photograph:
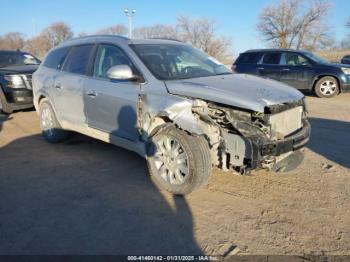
[[320, 80, 337, 96], [153, 135, 189, 185], [41, 106, 54, 137]]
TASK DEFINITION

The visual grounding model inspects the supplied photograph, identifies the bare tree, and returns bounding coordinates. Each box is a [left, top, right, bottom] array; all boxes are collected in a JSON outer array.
[[302, 22, 334, 51], [295, 0, 331, 49], [23, 22, 73, 59], [340, 17, 350, 49], [257, 0, 332, 50], [23, 35, 49, 58], [42, 22, 73, 49], [176, 16, 232, 61], [95, 25, 127, 35], [133, 24, 178, 39], [257, 0, 300, 48], [0, 32, 26, 50]]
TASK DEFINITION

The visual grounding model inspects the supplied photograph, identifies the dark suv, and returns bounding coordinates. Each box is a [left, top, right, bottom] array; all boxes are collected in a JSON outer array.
[[233, 49, 350, 98], [0, 50, 40, 113]]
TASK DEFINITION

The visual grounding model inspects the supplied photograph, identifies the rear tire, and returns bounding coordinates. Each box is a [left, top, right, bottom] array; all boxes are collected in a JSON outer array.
[[0, 88, 13, 114], [39, 99, 69, 143], [147, 125, 211, 195], [314, 76, 339, 98]]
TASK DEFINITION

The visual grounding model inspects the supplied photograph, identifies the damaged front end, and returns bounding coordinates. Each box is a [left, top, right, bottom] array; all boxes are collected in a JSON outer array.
[[138, 92, 310, 174], [192, 98, 311, 173]]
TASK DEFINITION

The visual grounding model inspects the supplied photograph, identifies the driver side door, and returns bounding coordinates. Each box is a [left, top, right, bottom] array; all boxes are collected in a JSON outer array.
[[83, 44, 141, 142]]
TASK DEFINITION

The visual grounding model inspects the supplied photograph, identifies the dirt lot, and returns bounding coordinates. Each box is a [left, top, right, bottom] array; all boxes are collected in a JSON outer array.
[[0, 94, 349, 256]]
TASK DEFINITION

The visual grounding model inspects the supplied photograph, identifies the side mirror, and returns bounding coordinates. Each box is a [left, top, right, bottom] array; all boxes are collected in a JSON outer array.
[[107, 65, 136, 80]]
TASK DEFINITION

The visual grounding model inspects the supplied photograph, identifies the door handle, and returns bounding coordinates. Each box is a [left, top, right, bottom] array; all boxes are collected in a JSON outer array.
[[258, 67, 265, 70], [282, 68, 290, 71], [87, 91, 97, 98], [55, 83, 62, 89]]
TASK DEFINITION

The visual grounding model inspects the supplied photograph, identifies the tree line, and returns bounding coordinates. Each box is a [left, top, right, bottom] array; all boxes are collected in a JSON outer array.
[[257, 0, 349, 50], [0, 0, 349, 62], [0, 16, 232, 63]]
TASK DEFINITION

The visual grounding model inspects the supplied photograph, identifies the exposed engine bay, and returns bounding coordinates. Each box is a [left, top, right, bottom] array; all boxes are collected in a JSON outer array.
[[191, 99, 310, 173]]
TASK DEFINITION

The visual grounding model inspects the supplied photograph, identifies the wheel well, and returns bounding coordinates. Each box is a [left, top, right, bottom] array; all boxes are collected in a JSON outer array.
[[38, 95, 46, 105], [312, 75, 341, 92]]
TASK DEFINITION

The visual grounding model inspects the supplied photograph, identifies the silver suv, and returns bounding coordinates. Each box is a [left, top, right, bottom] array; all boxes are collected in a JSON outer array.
[[33, 36, 310, 195]]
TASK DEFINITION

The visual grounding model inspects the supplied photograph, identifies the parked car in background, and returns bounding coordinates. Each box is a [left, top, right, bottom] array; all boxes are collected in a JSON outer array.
[[0, 50, 40, 114], [233, 49, 350, 98], [341, 55, 350, 65], [33, 36, 310, 195]]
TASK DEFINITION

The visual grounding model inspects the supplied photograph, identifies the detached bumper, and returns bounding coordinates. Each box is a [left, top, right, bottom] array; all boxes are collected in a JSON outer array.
[[260, 120, 311, 157], [246, 120, 311, 170]]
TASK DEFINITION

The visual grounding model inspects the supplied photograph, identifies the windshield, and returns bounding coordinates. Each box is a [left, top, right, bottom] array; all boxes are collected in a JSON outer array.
[[0, 52, 40, 68], [303, 52, 329, 64], [130, 44, 232, 80]]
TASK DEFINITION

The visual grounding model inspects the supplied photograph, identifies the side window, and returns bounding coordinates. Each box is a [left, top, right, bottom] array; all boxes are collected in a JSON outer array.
[[284, 53, 310, 66], [93, 44, 136, 79], [43, 47, 70, 70], [62, 45, 94, 75], [237, 52, 262, 64], [262, 52, 282, 65]]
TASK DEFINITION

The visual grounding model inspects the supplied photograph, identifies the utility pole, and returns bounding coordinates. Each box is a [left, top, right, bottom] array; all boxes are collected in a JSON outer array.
[[124, 8, 136, 38], [32, 18, 37, 36]]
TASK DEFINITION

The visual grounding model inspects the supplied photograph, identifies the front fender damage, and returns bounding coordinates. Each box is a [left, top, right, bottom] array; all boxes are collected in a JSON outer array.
[[137, 93, 308, 173], [137, 94, 239, 169]]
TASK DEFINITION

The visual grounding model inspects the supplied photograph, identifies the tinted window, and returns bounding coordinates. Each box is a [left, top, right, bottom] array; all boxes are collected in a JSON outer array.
[[236, 52, 262, 64], [62, 45, 94, 75], [262, 52, 281, 65], [284, 53, 309, 66], [93, 44, 136, 79], [43, 47, 70, 70]]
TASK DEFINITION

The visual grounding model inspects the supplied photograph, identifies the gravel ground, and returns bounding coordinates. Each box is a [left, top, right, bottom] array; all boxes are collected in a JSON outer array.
[[0, 94, 349, 256]]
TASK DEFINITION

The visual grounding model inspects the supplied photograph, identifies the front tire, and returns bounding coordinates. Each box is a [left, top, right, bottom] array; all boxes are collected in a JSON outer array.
[[147, 125, 211, 195], [39, 99, 69, 143], [314, 76, 339, 98]]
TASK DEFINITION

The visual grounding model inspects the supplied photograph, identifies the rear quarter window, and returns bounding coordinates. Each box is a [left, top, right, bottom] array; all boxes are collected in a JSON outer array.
[[262, 52, 282, 65], [62, 45, 95, 75], [235, 52, 262, 64], [43, 47, 70, 70]]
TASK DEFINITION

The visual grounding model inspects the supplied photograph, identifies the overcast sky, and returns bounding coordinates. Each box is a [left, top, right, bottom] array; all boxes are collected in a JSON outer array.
[[0, 0, 349, 54]]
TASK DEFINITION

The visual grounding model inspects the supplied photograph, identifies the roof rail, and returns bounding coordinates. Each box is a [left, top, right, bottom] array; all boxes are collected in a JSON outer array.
[[148, 37, 183, 42], [64, 34, 129, 43], [245, 48, 298, 52]]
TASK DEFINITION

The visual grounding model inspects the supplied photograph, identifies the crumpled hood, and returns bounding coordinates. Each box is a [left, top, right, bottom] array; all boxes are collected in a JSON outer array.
[[165, 74, 304, 112], [0, 65, 38, 74]]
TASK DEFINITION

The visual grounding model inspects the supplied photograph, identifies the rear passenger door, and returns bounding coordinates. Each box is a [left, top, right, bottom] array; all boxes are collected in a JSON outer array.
[[257, 52, 282, 81], [39, 46, 70, 119], [234, 52, 263, 75], [56, 44, 95, 125], [83, 44, 141, 142], [279, 52, 313, 89]]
